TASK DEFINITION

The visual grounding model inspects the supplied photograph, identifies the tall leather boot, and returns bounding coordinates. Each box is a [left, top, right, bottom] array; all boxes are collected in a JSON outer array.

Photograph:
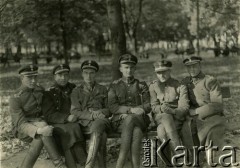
[[116, 116, 137, 168], [167, 130, 181, 154], [97, 132, 107, 168], [41, 136, 66, 168], [131, 127, 143, 168], [64, 149, 77, 168], [85, 132, 101, 168], [72, 141, 87, 166], [20, 138, 43, 168]]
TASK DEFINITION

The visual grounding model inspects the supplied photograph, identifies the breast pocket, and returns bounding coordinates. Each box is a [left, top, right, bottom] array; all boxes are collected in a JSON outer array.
[[165, 88, 179, 102]]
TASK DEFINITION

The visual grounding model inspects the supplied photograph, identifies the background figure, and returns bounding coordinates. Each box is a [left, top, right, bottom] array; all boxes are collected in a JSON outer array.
[[108, 54, 151, 168], [9, 64, 66, 168], [42, 64, 86, 168], [149, 60, 189, 166], [70, 60, 111, 168]]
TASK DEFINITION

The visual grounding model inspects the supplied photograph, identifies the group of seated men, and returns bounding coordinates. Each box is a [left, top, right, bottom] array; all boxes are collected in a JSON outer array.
[[9, 54, 225, 168]]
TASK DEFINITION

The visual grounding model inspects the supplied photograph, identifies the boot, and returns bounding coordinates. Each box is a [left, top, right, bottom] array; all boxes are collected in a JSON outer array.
[[116, 116, 137, 168], [72, 141, 87, 166], [64, 149, 77, 168], [41, 136, 66, 168], [85, 132, 102, 168], [131, 127, 143, 168], [97, 132, 107, 168], [20, 138, 43, 168], [167, 130, 181, 154]]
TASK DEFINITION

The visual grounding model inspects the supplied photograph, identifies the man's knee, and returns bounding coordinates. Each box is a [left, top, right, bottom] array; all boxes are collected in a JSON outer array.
[[90, 120, 107, 133], [132, 127, 143, 139], [160, 113, 174, 120], [68, 123, 81, 132], [122, 115, 138, 127], [157, 125, 167, 139]]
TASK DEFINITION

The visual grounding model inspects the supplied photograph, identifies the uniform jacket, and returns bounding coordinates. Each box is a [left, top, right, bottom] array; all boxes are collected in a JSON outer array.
[[70, 82, 110, 126], [182, 72, 225, 144], [9, 85, 44, 139], [42, 82, 76, 124], [108, 77, 151, 122], [149, 77, 189, 120]]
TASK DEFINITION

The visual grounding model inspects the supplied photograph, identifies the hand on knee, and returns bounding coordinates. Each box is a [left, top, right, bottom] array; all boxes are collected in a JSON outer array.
[[36, 121, 48, 128], [37, 125, 54, 136]]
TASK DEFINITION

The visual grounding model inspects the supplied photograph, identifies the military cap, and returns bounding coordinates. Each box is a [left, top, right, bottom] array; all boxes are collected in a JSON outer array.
[[153, 60, 172, 72], [53, 64, 70, 74], [18, 64, 38, 76], [119, 53, 138, 65], [183, 56, 202, 65], [81, 60, 99, 72]]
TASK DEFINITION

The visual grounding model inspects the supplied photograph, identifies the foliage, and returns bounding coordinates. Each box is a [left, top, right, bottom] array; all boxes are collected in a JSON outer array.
[[197, 0, 240, 39], [140, 0, 190, 43]]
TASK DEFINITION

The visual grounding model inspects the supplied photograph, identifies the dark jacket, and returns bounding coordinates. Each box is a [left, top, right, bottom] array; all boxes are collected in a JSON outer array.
[[42, 82, 76, 124]]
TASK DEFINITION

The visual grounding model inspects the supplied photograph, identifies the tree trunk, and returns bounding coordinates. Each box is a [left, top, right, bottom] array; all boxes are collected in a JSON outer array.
[[59, 0, 68, 64], [133, 31, 138, 54], [16, 43, 22, 55], [107, 0, 127, 80]]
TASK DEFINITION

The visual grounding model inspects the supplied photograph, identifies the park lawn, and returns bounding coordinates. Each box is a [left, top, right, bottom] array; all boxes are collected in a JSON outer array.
[[1, 52, 240, 167]]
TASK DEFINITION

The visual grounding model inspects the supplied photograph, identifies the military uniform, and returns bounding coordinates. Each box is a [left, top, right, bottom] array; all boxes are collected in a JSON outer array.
[[182, 72, 225, 146], [108, 77, 151, 129], [150, 78, 189, 126], [71, 60, 111, 168], [108, 54, 151, 168], [9, 65, 65, 168], [42, 64, 87, 168], [71, 81, 111, 127], [182, 56, 225, 150], [10, 84, 45, 141], [149, 60, 189, 166]]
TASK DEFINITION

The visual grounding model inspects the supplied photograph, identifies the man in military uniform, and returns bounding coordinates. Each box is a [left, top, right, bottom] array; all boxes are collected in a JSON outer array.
[[42, 64, 86, 168], [70, 60, 111, 168], [108, 54, 151, 168], [9, 65, 66, 168], [182, 56, 225, 163], [149, 60, 189, 166]]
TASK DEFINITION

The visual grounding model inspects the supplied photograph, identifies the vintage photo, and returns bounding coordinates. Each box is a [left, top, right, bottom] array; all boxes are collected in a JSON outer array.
[[1, 0, 240, 167]]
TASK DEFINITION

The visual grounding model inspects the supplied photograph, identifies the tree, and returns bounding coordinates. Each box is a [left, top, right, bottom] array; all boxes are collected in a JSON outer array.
[[121, 0, 143, 54], [107, 0, 126, 80], [139, 0, 190, 47]]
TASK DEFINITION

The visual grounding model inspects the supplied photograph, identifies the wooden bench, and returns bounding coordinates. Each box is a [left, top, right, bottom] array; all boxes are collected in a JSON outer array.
[[84, 86, 233, 140]]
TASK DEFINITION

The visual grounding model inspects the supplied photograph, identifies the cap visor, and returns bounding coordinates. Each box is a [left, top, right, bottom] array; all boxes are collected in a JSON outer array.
[[20, 71, 38, 76], [184, 61, 200, 66], [120, 61, 136, 65], [55, 69, 70, 74], [155, 68, 171, 72], [82, 66, 97, 71]]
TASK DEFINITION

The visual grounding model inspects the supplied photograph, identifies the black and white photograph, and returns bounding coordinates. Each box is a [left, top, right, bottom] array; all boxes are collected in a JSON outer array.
[[0, 0, 240, 167]]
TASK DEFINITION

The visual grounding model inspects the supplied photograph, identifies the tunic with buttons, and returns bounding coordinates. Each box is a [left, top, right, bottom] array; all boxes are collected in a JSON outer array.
[[42, 82, 84, 151], [108, 77, 151, 128], [182, 72, 225, 145], [149, 77, 189, 126], [70, 82, 110, 127], [42, 82, 76, 124], [9, 85, 44, 141]]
